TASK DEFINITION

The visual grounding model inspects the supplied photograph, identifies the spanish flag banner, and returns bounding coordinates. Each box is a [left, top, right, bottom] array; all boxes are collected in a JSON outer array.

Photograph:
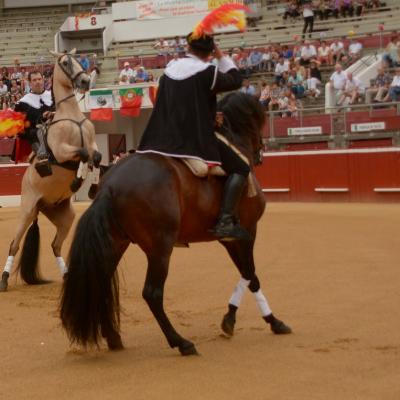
[[119, 88, 143, 118]]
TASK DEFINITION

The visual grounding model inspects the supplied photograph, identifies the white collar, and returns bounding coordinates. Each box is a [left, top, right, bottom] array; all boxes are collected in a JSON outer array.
[[165, 54, 211, 81], [18, 90, 53, 109]]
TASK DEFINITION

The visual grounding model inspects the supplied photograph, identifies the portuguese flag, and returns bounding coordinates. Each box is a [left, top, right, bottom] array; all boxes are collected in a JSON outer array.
[[89, 89, 114, 121], [119, 88, 143, 117]]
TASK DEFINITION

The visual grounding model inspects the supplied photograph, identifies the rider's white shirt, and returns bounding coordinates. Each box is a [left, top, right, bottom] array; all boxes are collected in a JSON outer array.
[[18, 90, 53, 109]]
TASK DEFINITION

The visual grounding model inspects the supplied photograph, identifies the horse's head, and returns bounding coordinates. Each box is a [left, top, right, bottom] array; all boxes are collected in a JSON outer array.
[[50, 49, 91, 92], [217, 92, 265, 167]]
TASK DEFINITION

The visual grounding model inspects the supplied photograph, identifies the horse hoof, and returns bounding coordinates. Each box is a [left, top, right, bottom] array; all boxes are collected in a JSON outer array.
[[70, 178, 83, 193], [88, 184, 98, 200], [270, 319, 292, 335], [107, 336, 124, 351], [79, 149, 89, 163], [221, 313, 235, 336], [0, 280, 8, 292], [179, 340, 199, 356]]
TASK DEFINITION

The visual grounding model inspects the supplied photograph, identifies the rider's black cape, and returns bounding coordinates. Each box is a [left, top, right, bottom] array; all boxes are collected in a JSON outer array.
[[137, 54, 242, 164]]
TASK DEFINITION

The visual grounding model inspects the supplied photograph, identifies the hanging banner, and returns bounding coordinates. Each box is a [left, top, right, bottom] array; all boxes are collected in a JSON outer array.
[[136, 0, 208, 20]]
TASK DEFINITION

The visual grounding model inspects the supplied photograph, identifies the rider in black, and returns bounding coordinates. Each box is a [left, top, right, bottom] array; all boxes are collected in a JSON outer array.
[[14, 70, 54, 170], [137, 34, 251, 241]]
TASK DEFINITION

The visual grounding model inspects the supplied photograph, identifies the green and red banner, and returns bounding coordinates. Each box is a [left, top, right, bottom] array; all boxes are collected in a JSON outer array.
[[119, 88, 143, 117]]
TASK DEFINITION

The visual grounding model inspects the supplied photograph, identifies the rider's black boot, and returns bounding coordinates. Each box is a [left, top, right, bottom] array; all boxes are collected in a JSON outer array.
[[34, 140, 52, 178], [211, 174, 251, 241]]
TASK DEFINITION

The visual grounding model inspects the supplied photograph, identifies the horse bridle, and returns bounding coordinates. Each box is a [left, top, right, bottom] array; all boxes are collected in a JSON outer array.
[[56, 54, 87, 107]]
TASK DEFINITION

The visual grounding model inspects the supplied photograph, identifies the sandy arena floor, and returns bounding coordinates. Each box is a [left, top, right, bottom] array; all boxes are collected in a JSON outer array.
[[0, 202, 399, 400]]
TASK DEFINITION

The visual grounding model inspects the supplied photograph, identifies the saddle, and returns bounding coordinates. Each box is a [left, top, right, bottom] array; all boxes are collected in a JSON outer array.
[[181, 132, 257, 198]]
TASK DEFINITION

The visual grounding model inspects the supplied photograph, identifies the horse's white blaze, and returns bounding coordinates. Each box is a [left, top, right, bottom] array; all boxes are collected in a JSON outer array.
[[3, 255, 14, 274], [229, 278, 250, 307], [56, 257, 67, 275], [77, 162, 88, 179], [254, 289, 272, 317], [92, 167, 100, 184]]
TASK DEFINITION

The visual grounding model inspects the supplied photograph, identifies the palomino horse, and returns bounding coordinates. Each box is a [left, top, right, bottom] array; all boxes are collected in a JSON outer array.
[[60, 93, 291, 356], [0, 50, 101, 292]]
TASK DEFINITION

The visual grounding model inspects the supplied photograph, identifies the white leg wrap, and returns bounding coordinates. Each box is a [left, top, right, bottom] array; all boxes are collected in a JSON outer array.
[[92, 167, 100, 185], [4, 256, 14, 274], [77, 162, 88, 179], [56, 257, 68, 275], [254, 289, 272, 317], [229, 278, 250, 308]]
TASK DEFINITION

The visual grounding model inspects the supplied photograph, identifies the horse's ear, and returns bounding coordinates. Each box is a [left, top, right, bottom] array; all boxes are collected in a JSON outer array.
[[49, 50, 63, 57], [70, 48, 77, 55]]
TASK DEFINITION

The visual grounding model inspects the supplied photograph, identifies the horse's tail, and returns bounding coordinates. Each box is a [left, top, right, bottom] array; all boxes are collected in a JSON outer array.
[[17, 219, 46, 284], [60, 190, 120, 348]]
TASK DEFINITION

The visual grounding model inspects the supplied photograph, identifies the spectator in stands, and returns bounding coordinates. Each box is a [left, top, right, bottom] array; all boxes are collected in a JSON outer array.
[[305, 69, 321, 98], [259, 80, 271, 108], [302, 2, 315, 39], [10, 79, 22, 98], [317, 41, 331, 64], [365, 67, 391, 103], [119, 75, 129, 86], [279, 89, 298, 118], [11, 67, 22, 82], [240, 79, 256, 96], [288, 69, 305, 98], [274, 57, 290, 84], [347, 38, 363, 63], [329, 38, 345, 64], [135, 67, 148, 83], [329, 63, 347, 100], [260, 46, 273, 71], [153, 37, 170, 56], [78, 53, 90, 72], [89, 66, 100, 89], [383, 36, 400, 68], [337, 72, 365, 105], [119, 62, 135, 81], [384, 68, 400, 102], [238, 52, 250, 77], [300, 40, 317, 66], [354, 0, 367, 16], [341, 0, 354, 17], [282, 45, 293, 60], [169, 36, 187, 55], [248, 47, 263, 72], [22, 77, 30, 95], [147, 72, 155, 82], [282, 0, 300, 20], [268, 83, 281, 112], [0, 79, 8, 96], [309, 61, 322, 81]]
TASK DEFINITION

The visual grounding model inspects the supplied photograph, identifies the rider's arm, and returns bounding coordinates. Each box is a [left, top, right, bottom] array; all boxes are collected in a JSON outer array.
[[210, 46, 242, 93]]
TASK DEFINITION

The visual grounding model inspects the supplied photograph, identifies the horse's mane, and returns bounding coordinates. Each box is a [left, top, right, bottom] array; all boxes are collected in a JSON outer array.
[[217, 92, 265, 145]]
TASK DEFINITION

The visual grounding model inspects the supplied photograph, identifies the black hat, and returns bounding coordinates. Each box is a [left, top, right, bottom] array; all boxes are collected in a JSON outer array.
[[186, 33, 215, 54]]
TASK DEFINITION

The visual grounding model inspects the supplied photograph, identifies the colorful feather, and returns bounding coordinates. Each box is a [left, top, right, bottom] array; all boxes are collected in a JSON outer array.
[[0, 109, 27, 138], [192, 3, 250, 39]]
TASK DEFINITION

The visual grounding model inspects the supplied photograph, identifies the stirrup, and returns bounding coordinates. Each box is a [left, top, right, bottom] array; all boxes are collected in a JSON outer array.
[[210, 217, 251, 242], [35, 159, 52, 177]]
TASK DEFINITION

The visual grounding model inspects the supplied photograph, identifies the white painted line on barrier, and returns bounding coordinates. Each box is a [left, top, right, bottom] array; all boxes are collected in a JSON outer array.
[[315, 188, 349, 193], [264, 147, 400, 157], [374, 188, 400, 193], [262, 188, 290, 193]]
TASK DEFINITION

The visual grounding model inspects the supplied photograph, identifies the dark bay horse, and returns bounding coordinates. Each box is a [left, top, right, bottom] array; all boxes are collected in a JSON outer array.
[[60, 93, 291, 356]]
